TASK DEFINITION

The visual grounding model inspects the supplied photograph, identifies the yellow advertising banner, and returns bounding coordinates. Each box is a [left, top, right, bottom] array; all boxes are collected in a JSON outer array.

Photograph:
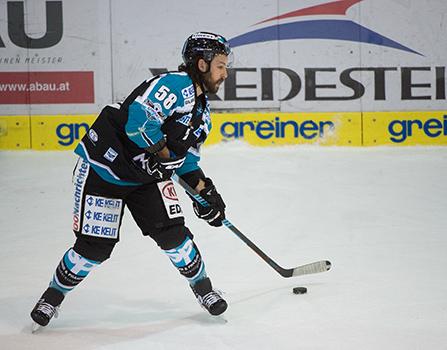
[[31, 115, 97, 150], [363, 111, 447, 146], [0, 116, 31, 149], [1, 110, 446, 150], [25, 112, 361, 150], [208, 112, 362, 146]]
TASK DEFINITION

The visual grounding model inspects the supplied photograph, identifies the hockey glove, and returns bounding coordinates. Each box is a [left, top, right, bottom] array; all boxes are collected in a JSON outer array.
[[192, 178, 226, 227], [146, 154, 185, 181]]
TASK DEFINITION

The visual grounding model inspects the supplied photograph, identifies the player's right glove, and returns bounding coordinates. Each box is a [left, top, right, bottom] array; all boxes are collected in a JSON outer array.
[[146, 154, 185, 181], [192, 178, 226, 227]]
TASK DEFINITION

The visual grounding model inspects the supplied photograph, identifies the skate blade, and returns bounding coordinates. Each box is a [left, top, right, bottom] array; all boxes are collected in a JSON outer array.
[[31, 322, 42, 333]]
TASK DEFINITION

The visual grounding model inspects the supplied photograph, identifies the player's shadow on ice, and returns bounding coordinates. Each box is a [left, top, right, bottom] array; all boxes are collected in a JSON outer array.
[[16, 284, 310, 348], [17, 289, 227, 348]]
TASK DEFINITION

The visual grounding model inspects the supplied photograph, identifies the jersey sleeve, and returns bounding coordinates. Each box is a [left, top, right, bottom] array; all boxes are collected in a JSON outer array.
[[176, 98, 211, 177], [125, 100, 165, 150], [175, 150, 201, 176]]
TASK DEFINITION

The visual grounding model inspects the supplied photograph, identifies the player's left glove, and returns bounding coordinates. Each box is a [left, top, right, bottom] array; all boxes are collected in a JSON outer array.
[[146, 154, 185, 181], [192, 178, 226, 227]]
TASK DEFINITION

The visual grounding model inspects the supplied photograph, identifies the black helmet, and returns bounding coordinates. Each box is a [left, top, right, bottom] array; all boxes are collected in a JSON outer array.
[[182, 32, 232, 66]]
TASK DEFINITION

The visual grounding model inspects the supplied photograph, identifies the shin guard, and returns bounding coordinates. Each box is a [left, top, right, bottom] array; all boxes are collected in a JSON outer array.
[[163, 236, 206, 285], [50, 248, 100, 294]]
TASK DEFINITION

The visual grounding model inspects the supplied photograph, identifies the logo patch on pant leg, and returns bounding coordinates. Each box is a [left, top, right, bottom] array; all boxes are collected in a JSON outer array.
[[157, 181, 183, 219], [72, 158, 89, 231], [81, 195, 122, 239]]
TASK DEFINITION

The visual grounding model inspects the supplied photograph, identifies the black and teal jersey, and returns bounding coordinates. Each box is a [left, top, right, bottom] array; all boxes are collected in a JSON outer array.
[[74, 71, 211, 186]]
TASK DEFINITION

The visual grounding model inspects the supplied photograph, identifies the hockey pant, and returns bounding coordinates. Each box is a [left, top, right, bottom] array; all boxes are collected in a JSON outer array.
[[48, 157, 207, 295]]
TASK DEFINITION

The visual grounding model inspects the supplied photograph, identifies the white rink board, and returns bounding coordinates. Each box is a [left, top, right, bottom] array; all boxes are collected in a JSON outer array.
[[0, 0, 445, 114]]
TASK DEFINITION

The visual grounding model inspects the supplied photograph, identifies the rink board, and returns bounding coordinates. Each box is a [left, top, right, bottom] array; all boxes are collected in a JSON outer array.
[[0, 111, 446, 150], [208, 112, 361, 146], [0, 112, 361, 150], [363, 111, 447, 146], [0, 116, 31, 149], [29, 114, 97, 150]]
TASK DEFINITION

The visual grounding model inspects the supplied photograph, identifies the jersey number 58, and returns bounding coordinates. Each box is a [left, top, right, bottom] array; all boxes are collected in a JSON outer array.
[[154, 85, 177, 109]]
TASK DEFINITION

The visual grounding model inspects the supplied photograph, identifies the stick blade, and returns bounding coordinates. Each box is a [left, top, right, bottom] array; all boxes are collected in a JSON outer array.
[[291, 260, 331, 277]]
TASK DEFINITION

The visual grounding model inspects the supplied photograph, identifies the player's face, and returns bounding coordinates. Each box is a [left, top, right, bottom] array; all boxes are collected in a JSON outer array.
[[202, 54, 229, 94]]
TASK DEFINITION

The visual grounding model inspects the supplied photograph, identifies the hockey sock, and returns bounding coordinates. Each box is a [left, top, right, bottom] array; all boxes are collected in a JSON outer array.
[[163, 236, 207, 286], [49, 248, 100, 294]]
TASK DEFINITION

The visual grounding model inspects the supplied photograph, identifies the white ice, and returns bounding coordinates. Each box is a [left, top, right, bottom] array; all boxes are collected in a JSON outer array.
[[1, 143, 447, 350]]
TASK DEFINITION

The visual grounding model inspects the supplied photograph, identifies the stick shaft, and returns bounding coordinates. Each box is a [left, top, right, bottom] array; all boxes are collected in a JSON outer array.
[[173, 175, 330, 278]]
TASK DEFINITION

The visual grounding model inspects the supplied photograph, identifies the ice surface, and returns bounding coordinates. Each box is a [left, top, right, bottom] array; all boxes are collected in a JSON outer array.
[[1, 143, 447, 350]]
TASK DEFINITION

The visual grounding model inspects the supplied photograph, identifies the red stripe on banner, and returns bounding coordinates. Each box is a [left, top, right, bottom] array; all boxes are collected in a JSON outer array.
[[254, 0, 363, 25], [0, 71, 94, 104]]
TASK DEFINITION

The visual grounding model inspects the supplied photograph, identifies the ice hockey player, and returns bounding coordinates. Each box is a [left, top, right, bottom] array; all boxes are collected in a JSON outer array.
[[30, 31, 232, 330]]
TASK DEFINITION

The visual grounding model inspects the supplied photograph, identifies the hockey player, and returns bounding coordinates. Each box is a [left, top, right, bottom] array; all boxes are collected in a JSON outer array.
[[30, 32, 232, 329]]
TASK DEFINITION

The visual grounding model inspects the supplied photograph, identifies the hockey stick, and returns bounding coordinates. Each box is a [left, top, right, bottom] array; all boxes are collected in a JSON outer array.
[[173, 175, 331, 278]]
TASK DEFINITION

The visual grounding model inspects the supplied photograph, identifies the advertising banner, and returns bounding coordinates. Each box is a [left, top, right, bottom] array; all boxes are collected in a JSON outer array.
[[0, 115, 29, 149], [0, 0, 446, 149], [208, 112, 361, 146], [30, 114, 97, 150], [363, 111, 447, 146], [2, 111, 445, 150], [0, 71, 94, 104], [0, 0, 111, 114]]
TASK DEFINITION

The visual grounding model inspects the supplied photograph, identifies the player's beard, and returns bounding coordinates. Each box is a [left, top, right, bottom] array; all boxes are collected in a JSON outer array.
[[202, 73, 224, 94]]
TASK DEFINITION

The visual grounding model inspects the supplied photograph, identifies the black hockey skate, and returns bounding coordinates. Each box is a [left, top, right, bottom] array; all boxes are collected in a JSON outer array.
[[30, 287, 64, 331], [191, 277, 227, 316]]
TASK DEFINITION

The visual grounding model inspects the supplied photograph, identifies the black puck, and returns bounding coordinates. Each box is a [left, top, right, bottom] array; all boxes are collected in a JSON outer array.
[[293, 287, 307, 294]]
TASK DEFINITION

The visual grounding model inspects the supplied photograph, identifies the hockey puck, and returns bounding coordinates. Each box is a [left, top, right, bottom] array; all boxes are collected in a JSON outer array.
[[293, 287, 307, 294]]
